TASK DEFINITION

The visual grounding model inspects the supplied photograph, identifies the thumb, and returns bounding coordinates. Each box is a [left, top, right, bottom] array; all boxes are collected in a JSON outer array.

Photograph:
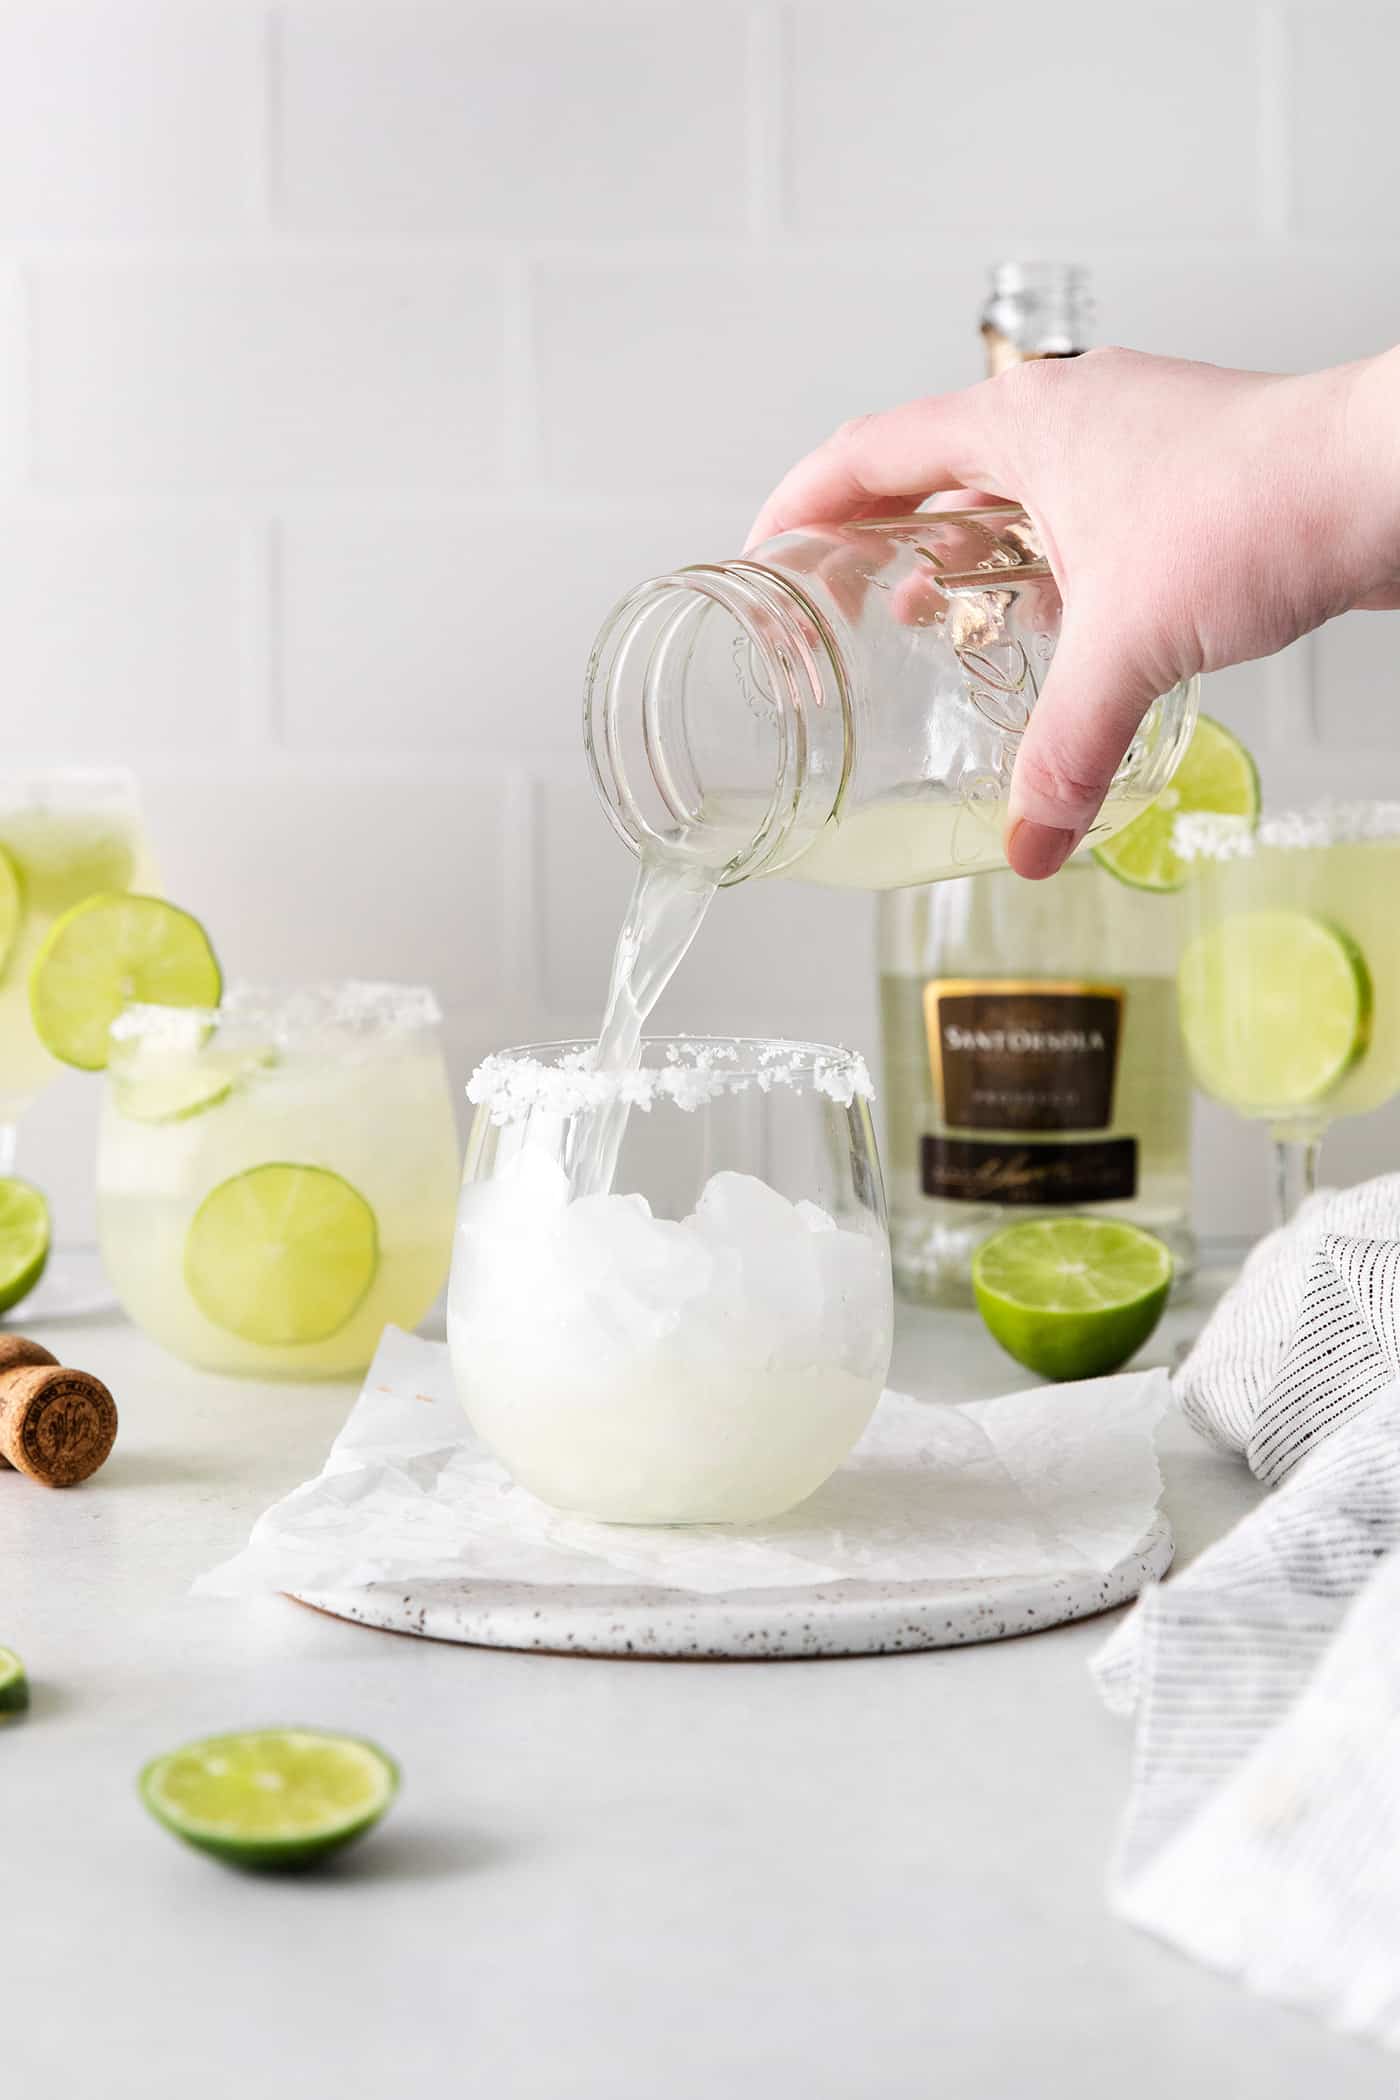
[[1005, 614, 1163, 880]]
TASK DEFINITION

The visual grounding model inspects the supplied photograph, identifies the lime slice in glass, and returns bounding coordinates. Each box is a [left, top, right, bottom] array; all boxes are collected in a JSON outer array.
[[1093, 715, 1260, 893], [111, 1046, 276, 1126], [0, 844, 22, 979], [184, 1163, 379, 1347], [139, 1728, 398, 1870], [1178, 909, 1370, 1115], [0, 1646, 29, 1715], [0, 1178, 50, 1316], [973, 1216, 1173, 1381], [28, 894, 222, 1071]]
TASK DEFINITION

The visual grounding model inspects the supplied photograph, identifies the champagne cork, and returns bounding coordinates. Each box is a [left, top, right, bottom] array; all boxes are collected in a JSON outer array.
[[0, 1336, 117, 1487]]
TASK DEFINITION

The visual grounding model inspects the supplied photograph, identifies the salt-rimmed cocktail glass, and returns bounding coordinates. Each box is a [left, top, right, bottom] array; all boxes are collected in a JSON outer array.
[[448, 1037, 893, 1523], [96, 982, 460, 1378], [1176, 804, 1400, 1221]]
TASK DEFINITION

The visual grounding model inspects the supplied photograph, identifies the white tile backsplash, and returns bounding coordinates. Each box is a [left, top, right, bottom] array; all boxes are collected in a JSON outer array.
[[784, 3, 1260, 240], [278, 4, 752, 236], [33, 259, 505, 488], [533, 255, 969, 493], [0, 521, 247, 751], [1290, 5, 1400, 238], [0, 3, 259, 236], [1311, 612, 1400, 749], [278, 512, 743, 754], [1, 1, 1398, 1240]]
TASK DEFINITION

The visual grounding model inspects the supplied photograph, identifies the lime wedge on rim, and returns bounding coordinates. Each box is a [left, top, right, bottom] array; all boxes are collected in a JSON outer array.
[[0, 845, 21, 980], [139, 1728, 398, 1870], [973, 1217, 1173, 1381], [184, 1163, 379, 1347], [1094, 715, 1260, 892], [112, 1046, 276, 1126], [29, 894, 222, 1072], [1178, 909, 1370, 1115], [0, 1646, 29, 1715], [0, 1179, 50, 1316]]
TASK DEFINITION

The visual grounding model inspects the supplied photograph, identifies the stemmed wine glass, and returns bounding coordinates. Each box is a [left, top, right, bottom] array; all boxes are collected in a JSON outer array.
[[1176, 804, 1400, 1222]]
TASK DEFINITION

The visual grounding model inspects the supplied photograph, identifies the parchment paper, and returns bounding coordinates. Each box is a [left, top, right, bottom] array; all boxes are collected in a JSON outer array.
[[196, 1327, 1168, 1600]]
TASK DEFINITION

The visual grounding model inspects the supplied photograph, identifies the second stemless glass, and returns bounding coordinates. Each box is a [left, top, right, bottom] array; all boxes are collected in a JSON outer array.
[[97, 983, 460, 1379], [0, 769, 156, 1153], [1177, 806, 1400, 1220], [448, 1038, 893, 1524]]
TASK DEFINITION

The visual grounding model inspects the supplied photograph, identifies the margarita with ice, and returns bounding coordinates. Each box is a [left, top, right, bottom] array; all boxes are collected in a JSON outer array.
[[98, 984, 459, 1378]]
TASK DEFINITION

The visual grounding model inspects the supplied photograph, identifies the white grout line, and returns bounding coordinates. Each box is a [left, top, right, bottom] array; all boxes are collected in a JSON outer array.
[[1269, 633, 1317, 750], [1256, 1, 1294, 242]]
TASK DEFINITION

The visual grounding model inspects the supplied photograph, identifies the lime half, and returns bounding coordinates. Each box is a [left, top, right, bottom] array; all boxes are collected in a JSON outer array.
[[1178, 909, 1370, 1115], [0, 844, 21, 980], [0, 1647, 29, 1715], [0, 1179, 50, 1316], [973, 1217, 1173, 1381], [140, 1728, 398, 1870], [1094, 715, 1260, 893], [29, 894, 222, 1072], [184, 1163, 379, 1347]]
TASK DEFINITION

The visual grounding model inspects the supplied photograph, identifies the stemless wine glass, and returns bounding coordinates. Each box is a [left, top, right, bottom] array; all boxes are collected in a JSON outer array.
[[0, 769, 157, 1316], [97, 983, 460, 1378], [448, 1037, 893, 1524], [1176, 805, 1400, 1220]]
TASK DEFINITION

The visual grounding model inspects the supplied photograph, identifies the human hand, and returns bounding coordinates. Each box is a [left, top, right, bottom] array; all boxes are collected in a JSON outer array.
[[747, 347, 1400, 876]]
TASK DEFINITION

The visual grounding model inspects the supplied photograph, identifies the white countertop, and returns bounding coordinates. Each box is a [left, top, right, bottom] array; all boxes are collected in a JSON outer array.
[[5, 1289, 1393, 2100]]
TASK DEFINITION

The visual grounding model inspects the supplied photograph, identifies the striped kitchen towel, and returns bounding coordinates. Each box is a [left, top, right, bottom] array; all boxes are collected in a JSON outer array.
[[1175, 1174, 1400, 1470], [1095, 1187, 1400, 2049]]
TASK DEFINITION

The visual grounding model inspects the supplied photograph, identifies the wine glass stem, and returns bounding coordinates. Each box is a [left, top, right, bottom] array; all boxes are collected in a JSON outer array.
[[1273, 1132, 1321, 1227]]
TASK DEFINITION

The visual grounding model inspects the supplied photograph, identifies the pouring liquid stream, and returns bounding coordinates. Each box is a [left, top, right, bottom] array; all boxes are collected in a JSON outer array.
[[566, 848, 719, 1198]]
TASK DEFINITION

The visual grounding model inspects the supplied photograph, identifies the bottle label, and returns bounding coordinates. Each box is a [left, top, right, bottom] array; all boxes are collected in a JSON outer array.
[[924, 980, 1123, 1133], [921, 1135, 1138, 1206]]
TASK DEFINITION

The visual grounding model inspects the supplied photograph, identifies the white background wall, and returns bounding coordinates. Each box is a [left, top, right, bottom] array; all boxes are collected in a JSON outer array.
[[10, 0, 1400, 1242]]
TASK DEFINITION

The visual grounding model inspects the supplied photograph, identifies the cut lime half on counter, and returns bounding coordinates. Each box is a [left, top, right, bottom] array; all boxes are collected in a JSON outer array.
[[1178, 909, 1371, 1115], [1094, 715, 1260, 892], [139, 1728, 398, 1870], [29, 893, 222, 1071], [184, 1163, 380, 1347], [0, 1646, 29, 1715], [0, 844, 21, 979], [973, 1217, 1173, 1381], [0, 1179, 50, 1316]]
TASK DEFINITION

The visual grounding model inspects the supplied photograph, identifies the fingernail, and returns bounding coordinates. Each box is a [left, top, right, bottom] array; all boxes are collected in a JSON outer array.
[[1006, 818, 1077, 880]]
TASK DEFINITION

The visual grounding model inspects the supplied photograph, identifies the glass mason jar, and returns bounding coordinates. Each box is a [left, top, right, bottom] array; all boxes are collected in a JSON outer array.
[[585, 507, 1198, 891], [449, 1037, 892, 1524], [881, 862, 1195, 1305], [97, 983, 460, 1380]]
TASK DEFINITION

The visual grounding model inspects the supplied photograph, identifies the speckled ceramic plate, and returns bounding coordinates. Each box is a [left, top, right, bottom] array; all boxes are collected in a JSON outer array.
[[291, 1511, 1172, 1660]]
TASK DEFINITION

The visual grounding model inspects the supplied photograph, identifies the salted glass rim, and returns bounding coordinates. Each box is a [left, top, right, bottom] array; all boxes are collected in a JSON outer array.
[[1174, 800, 1400, 862], [110, 979, 443, 1050], [467, 1034, 875, 1123]]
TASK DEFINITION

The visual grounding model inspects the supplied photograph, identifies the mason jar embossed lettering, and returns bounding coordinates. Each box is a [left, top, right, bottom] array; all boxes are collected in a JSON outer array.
[[584, 507, 1198, 892]]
